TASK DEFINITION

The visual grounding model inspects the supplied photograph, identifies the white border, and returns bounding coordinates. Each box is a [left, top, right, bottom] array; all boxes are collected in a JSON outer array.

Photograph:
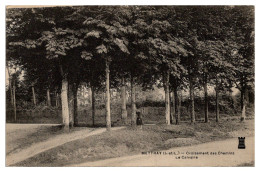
[[1, 1, 259, 172]]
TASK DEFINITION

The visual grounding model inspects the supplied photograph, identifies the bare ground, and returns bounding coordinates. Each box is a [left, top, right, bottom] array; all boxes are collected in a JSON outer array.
[[73, 137, 254, 167], [6, 124, 124, 166], [8, 117, 254, 167]]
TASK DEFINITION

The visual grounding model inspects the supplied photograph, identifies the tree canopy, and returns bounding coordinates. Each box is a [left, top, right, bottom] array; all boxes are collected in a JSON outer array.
[[6, 6, 254, 127]]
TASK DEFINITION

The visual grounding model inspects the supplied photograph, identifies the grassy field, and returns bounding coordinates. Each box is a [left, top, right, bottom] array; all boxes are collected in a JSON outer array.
[[6, 124, 93, 156], [13, 117, 254, 167]]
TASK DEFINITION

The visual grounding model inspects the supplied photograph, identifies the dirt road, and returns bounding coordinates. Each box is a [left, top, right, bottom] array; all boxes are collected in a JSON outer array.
[[73, 137, 254, 167], [6, 123, 63, 155], [6, 124, 124, 166]]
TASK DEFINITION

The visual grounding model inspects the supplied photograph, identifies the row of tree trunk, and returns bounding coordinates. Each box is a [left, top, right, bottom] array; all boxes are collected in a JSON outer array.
[[58, 58, 138, 131], [25, 64, 249, 131], [163, 70, 248, 125], [59, 68, 248, 130], [31, 86, 59, 107], [11, 70, 249, 130]]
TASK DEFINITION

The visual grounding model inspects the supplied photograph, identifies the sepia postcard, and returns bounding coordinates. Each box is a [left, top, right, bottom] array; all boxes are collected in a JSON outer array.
[[5, 5, 255, 167]]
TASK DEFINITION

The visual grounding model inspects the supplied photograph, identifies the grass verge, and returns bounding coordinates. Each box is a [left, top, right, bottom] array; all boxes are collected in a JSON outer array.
[[14, 118, 254, 167]]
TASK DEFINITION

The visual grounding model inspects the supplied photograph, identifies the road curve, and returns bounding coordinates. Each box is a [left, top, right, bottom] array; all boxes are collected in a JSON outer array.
[[6, 126, 124, 166], [73, 137, 254, 167]]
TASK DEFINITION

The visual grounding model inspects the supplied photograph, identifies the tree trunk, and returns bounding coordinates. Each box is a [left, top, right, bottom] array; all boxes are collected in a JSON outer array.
[[61, 78, 70, 131], [169, 91, 171, 120], [121, 76, 127, 124], [73, 84, 79, 126], [178, 91, 182, 121], [55, 91, 57, 106], [241, 103, 246, 121], [165, 70, 171, 125], [32, 86, 36, 106], [174, 88, 180, 125], [216, 78, 220, 122], [189, 72, 195, 123], [89, 87, 92, 104], [7, 67, 14, 106], [170, 91, 175, 124], [204, 73, 208, 123], [55, 92, 59, 107], [13, 80, 16, 122], [91, 85, 95, 127], [105, 58, 111, 130], [241, 88, 247, 121], [10, 82, 14, 106], [68, 84, 74, 127], [131, 74, 136, 125], [240, 87, 244, 111], [47, 88, 51, 106]]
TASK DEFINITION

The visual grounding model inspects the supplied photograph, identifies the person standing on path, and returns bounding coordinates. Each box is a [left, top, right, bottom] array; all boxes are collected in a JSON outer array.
[[136, 111, 143, 129]]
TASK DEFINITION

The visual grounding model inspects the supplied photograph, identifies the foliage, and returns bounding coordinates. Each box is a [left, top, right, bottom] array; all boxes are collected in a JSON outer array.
[[6, 6, 254, 121]]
